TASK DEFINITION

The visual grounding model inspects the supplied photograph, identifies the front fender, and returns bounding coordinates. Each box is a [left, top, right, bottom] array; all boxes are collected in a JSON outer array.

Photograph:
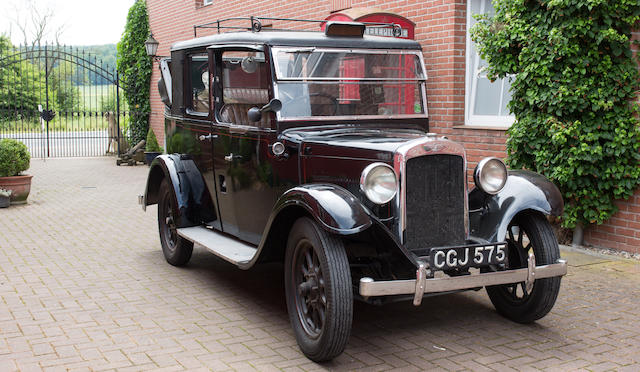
[[143, 154, 214, 227], [469, 170, 564, 242], [273, 184, 373, 235]]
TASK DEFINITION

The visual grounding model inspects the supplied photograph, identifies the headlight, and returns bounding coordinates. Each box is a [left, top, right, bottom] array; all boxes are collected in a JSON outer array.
[[360, 163, 398, 204], [474, 157, 508, 195]]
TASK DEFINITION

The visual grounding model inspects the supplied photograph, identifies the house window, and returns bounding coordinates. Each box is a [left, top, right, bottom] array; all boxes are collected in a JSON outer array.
[[203, 0, 212, 5], [466, 0, 514, 127]]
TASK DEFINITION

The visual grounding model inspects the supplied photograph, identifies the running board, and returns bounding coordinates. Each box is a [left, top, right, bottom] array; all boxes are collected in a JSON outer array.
[[176, 226, 257, 266]]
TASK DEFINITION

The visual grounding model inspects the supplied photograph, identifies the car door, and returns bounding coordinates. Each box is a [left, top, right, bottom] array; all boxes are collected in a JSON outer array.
[[210, 47, 280, 245], [165, 49, 220, 228]]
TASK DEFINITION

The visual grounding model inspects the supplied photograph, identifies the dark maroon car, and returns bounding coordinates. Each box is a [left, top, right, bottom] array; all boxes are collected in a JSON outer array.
[[140, 19, 567, 362]]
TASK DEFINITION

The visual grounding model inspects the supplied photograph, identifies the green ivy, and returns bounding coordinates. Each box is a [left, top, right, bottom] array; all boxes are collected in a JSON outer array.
[[471, 0, 640, 228], [117, 0, 152, 145]]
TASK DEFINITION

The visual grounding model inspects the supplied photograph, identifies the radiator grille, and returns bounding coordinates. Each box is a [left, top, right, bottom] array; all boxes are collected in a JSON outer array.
[[404, 154, 466, 252]]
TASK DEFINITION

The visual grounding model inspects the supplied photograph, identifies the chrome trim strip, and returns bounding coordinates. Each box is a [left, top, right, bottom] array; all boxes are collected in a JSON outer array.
[[359, 259, 568, 301], [274, 111, 428, 122], [276, 77, 426, 82]]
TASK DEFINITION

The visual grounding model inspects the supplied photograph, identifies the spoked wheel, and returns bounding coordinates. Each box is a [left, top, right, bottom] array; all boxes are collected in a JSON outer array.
[[486, 212, 562, 323], [158, 180, 193, 266], [285, 217, 352, 362], [294, 240, 327, 337]]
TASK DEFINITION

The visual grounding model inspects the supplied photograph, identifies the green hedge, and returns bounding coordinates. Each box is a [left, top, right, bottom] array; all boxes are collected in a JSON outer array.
[[472, 0, 640, 228]]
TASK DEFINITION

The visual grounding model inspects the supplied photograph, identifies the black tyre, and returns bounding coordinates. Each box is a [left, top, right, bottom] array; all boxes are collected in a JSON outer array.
[[486, 212, 561, 323], [284, 217, 353, 362], [158, 180, 193, 266]]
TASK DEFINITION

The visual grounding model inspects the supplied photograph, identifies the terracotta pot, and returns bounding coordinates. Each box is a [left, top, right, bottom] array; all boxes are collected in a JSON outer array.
[[0, 175, 33, 204]]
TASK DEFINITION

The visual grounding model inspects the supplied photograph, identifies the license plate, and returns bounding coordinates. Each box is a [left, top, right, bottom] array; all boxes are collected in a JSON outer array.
[[428, 243, 507, 271]]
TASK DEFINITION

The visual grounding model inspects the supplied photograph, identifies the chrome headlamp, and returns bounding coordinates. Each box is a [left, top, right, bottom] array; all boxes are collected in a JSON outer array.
[[474, 157, 508, 195], [360, 163, 398, 205]]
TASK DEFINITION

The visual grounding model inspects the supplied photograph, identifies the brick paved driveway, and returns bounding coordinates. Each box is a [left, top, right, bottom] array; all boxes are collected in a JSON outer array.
[[1, 157, 639, 371]]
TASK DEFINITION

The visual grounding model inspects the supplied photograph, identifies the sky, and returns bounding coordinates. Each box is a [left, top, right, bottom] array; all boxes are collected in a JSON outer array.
[[0, 0, 135, 46]]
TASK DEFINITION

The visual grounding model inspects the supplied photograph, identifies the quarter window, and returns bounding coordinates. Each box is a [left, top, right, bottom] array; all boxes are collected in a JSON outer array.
[[466, 0, 514, 127], [188, 54, 210, 115]]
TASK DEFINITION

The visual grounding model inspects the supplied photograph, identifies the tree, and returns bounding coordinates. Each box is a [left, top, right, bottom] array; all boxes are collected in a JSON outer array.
[[117, 0, 152, 145], [471, 0, 640, 233], [9, 0, 65, 50], [0, 35, 45, 121]]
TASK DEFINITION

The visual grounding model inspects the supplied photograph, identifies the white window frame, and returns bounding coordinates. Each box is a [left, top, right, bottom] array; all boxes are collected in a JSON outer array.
[[203, 0, 213, 5], [465, 0, 515, 128]]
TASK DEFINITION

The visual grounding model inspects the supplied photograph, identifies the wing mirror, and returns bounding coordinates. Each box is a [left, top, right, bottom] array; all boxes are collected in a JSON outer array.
[[248, 98, 282, 122]]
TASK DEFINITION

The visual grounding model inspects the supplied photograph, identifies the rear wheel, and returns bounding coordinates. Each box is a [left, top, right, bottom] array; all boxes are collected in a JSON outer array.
[[284, 217, 352, 362], [486, 212, 561, 323], [158, 180, 193, 266]]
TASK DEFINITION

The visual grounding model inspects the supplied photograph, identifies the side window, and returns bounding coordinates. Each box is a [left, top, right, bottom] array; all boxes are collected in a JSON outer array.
[[218, 50, 270, 128], [188, 53, 209, 114]]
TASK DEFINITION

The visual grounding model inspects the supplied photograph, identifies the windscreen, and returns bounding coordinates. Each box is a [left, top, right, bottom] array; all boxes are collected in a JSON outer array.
[[273, 48, 428, 120]]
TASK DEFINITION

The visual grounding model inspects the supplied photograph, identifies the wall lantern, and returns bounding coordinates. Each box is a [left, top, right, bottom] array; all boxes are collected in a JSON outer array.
[[144, 33, 159, 58]]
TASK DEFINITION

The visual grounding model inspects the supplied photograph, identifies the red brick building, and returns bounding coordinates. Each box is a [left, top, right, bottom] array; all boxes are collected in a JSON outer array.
[[146, 0, 640, 253]]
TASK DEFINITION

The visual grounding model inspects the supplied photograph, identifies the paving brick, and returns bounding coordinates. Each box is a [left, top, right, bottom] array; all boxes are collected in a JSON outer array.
[[0, 157, 639, 371]]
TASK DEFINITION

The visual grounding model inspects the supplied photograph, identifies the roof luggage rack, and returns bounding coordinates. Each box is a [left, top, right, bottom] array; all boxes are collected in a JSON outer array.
[[193, 16, 402, 38]]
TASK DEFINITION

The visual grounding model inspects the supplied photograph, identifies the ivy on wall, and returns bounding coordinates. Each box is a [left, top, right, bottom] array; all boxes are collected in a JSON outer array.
[[117, 0, 152, 145], [472, 0, 640, 228]]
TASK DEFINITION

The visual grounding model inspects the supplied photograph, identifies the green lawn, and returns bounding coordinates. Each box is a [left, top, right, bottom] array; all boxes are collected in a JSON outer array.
[[0, 113, 129, 133], [77, 84, 126, 111], [0, 84, 132, 133]]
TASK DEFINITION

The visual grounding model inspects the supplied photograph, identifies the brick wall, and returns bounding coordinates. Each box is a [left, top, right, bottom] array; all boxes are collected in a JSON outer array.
[[146, 0, 638, 253], [146, 0, 507, 168]]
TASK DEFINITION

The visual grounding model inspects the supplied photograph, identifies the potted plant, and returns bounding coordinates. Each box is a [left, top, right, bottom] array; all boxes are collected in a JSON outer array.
[[144, 128, 163, 165], [0, 189, 11, 208], [0, 139, 32, 204]]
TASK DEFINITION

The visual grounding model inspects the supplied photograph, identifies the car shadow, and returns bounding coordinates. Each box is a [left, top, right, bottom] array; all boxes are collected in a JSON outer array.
[[145, 246, 564, 364]]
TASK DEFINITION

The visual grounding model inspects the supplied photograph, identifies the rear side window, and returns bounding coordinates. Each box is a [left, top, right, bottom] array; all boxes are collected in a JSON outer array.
[[188, 53, 209, 114]]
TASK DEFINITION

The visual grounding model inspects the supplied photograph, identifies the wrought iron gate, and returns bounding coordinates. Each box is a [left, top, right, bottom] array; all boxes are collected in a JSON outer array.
[[0, 43, 131, 157]]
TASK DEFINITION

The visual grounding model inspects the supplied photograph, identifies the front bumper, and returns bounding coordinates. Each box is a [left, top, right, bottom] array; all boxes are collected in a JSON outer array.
[[359, 253, 567, 306]]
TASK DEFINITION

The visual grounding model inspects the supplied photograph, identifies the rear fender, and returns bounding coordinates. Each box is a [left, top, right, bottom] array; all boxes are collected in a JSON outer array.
[[142, 154, 214, 227], [469, 170, 564, 242]]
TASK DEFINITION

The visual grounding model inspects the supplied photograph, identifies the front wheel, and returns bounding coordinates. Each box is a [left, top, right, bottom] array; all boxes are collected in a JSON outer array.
[[486, 212, 562, 323], [284, 217, 353, 362], [158, 180, 193, 266]]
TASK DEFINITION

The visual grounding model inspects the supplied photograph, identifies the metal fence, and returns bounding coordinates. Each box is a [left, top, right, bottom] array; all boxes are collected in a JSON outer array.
[[0, 43, 134, 157]]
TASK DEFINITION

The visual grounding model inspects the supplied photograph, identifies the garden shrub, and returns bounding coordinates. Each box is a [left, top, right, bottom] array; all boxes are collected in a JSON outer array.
[[0, 139, 30, 177], [145, 128, 162, 152], [472, 0, 640, 228]]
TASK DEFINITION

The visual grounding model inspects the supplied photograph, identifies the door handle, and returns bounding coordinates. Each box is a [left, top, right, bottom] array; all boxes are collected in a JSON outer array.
[[198, 134, 218, 141], [224, 153, 243, 162]]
